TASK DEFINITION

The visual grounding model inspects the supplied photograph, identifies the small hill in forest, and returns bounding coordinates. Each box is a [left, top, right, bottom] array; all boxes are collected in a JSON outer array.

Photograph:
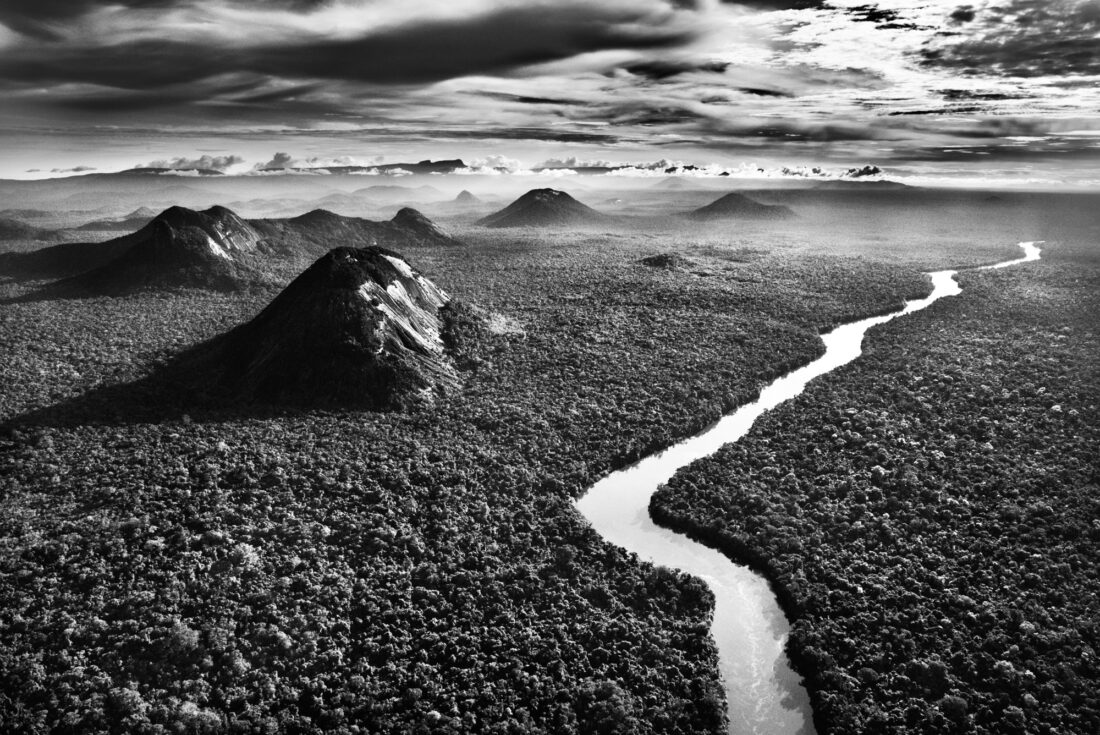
[[455, 190, 480, 204], [183, 247, 460, 408], [477, 189, 608, 228], [686, 193, 795, 220], [639, 253, 695, 270]]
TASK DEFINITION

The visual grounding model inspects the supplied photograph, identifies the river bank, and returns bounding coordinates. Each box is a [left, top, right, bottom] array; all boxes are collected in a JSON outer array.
[[652, 240, 1099, 734]]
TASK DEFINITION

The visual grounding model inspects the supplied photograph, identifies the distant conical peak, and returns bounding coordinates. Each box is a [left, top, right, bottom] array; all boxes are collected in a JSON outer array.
[[477, 187, 606, 227], [392, 207, 432, 226]]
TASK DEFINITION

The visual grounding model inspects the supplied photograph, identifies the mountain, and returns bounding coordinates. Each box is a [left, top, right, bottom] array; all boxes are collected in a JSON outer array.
[[455, 190, 481, 204], [352, 185, 444, 203], [654, 177, 693, 191], [72, 207, 159, 232], [390, 207, 460, 246], [255, 208, 461, 255], [0, 217, 62, 242], [119, 167, 225, 177], [686, 193, 795, 220], [60, 205, 269, 294], [182, 247, 458, 408], [2, 205, 462, 286], [477, 189, 609, 228], [814, 179, 912, 191]]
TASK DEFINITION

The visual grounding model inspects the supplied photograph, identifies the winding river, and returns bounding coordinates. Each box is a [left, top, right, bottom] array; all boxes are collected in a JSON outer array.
[[576, 242, 1042, 735]]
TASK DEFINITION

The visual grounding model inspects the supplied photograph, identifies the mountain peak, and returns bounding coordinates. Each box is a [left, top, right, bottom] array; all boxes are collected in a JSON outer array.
[[390, 207, 460, 246], [190, 247, 458, 407], [687, 193, 795, 220], [477, 188, 608, 228]]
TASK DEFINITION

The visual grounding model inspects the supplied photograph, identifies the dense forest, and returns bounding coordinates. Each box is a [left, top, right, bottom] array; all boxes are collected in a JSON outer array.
[[0, 226, 935, 734], [653, 241, 1100, 734]]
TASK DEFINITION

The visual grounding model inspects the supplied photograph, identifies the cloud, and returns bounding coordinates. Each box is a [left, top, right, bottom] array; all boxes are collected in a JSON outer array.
[[620, 59, 730, 80], [0, 2, 702, 89], [841, 164, 882, 178], [920, 0, 1100, 77], [538, 157, 617, 169], [256, 151, 296, 170], [46, 165, 97, 173], [143, 154, 245, 171], [252, 152, 363, 170]]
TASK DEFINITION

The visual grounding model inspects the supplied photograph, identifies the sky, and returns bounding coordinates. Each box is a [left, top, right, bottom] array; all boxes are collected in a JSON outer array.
[[0, 0, 1098, 186]]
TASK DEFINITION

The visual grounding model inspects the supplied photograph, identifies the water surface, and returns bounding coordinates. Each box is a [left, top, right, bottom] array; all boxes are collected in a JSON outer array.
[[576, 242, 1041, 734]]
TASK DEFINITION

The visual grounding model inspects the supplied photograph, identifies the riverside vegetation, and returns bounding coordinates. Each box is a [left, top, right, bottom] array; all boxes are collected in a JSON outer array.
[[652, 241, 1100, 734], [0, 202, 1091, 733]]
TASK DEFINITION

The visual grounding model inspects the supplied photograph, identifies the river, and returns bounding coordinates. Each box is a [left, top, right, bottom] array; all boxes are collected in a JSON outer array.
[[575, 242, 1042, 734]]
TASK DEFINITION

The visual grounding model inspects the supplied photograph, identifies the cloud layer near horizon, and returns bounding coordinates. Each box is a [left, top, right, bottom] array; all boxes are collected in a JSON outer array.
[[0, 0, 1097, 180]]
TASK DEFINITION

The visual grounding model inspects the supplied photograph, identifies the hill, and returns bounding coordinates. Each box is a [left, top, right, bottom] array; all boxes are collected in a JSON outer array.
[[181, 247, 459, 408], [687, 193, 795, 220], [814, 179, 912, 191], [255, 208, 461, 256], [653, 177, 693, 191], [455, 190, 481, 204], [352, 185, 444, 203], [0, 217, 62, 242], [2, 206, 461, 285], [477, 189, 608, 228], [60, 206, 269, 295], [72, 207, 159, 232]]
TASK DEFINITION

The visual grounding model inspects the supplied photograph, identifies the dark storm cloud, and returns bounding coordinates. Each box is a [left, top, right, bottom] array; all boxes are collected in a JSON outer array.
[[0, 0, 322, 39], [0, 4, 698, 91], [921, 0, 1100, 77], [720, 1, 824, 8], [476, 91, 589, 106], [736, 87, 792, 98], [620, 60, 730, 80], [433, 128, 625, 144]]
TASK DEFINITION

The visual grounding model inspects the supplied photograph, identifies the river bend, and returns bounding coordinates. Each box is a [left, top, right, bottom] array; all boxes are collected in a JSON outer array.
[[576, 242, 1042, 734]]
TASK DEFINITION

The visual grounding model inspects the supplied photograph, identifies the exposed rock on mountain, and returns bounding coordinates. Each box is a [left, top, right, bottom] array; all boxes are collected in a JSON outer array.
[[477, 189, 608, 228], [186, 247, 458, 408], [687, 193, 795, 220]]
